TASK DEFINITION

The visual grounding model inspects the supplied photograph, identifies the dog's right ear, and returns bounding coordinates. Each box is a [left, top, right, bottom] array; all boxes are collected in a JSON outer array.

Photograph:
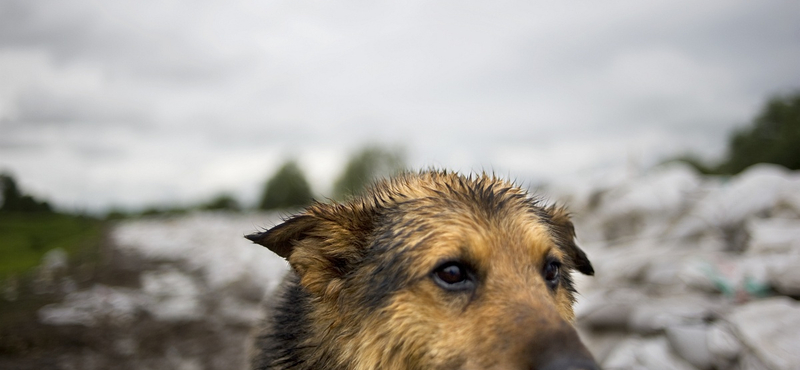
[[246, 215, 317, 260], [246, 204, 377, 298]]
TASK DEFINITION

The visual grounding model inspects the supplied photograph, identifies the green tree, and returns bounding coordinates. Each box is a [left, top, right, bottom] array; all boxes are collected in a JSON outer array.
[[333, 146, 405, 200], [672, 91, 800, 175], [717, 92, 800, 174], [201, 193, 241, 211], [259, 160, 313, 210], [0, 173, 52, 213]]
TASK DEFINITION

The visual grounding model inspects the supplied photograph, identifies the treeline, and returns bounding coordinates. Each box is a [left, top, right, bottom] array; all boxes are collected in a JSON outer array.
[[113, 145, 404, 217], [0, 175, 53, 214], [0, 146, 404, 218], [675, 91, 800, 175]]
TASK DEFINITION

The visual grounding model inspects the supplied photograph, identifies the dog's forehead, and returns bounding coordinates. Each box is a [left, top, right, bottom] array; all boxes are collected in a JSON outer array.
[[373, 178, 561, 267], [376, 172, 536, 217], [405, 205, 558, 259]]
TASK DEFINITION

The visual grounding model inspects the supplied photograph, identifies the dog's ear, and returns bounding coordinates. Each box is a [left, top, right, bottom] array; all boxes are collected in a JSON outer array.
[[247, 204, 377, 297], [547, 206, 594, 276], [246, 215, 317, 259]]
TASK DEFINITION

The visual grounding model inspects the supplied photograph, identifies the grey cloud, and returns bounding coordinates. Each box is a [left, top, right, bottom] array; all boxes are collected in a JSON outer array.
[[0, 137, 44, 152], [13, 88, 150, 125], [0, 0, 240, 84], [0, 0, 799, 211]]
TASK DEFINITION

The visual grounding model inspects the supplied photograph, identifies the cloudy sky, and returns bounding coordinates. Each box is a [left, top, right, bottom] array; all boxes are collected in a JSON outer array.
[[1, 0, 799, 212]]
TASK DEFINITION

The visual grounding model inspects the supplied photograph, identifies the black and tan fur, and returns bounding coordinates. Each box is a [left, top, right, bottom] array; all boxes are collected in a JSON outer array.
[[247, 170, 598, 370]]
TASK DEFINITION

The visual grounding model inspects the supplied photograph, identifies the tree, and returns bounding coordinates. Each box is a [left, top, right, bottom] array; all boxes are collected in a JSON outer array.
[[0, 173, 52, 213], [717, 92, 800, 174], [259, 161, 313, 210], [673, 91, 800, 175], [332, 146, 405, 200], [201, 193, 241, 211]]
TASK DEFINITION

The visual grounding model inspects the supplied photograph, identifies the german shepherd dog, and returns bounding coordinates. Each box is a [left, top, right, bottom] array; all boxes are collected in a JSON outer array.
[[247, 170, 598, 370]]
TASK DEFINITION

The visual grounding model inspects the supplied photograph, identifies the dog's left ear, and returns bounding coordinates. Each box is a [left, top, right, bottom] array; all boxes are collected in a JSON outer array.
[[547, 206, 594, 276]]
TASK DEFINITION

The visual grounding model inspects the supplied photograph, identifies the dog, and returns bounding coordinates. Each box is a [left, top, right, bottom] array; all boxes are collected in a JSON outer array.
[[247, 170, 598, 370]]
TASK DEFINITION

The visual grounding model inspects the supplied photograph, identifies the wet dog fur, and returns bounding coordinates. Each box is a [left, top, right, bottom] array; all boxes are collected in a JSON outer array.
[[247, 170, 598, 370]]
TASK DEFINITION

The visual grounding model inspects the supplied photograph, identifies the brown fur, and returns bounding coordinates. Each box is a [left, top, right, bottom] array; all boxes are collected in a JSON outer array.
[[247, 171, 598, 370]]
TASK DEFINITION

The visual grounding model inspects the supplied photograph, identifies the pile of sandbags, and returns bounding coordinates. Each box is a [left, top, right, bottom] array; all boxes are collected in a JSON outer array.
[[36, 212, 288, 370], [567, 164, 800, 370]]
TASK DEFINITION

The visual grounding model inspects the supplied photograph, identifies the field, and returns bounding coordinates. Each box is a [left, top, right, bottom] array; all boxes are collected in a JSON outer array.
[[0, 213, 105, 280]]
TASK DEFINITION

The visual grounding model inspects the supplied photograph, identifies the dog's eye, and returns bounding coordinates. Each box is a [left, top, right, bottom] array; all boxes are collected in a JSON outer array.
[[543, 260, 560, 287], [432, 262, 474, 291]]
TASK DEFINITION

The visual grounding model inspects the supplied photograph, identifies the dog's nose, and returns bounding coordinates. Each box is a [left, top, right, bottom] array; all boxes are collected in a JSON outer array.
[[518, 319, 600, 370], [537, 357, 600, 370]]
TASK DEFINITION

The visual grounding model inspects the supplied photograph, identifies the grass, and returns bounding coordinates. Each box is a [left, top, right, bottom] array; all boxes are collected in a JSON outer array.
[[0, 212, 108, 358], [0, 212, 106, 280]]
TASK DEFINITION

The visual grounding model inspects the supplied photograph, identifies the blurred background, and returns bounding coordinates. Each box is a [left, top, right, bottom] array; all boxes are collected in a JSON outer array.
[[1, 1, 799, 369]]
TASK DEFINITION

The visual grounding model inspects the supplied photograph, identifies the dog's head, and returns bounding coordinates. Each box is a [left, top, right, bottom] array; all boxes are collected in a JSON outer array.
[[248, 171, 598, 370]]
